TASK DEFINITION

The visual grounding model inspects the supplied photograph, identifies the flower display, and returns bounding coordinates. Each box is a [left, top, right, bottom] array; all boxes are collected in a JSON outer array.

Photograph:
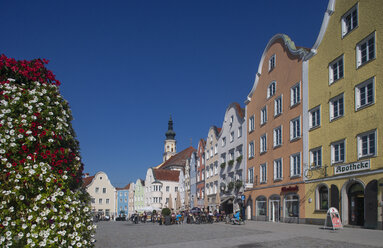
[[0, 55, 95, 247]]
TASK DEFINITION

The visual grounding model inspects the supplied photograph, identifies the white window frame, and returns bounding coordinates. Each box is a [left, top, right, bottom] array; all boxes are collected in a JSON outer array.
[[248, 141, 255, 158], [261, 106, 267, 125], [269, 54, 276, 71], [273, 158, 282, 180], [249, 115, 255, 132], [355, 77, 374, 110], [357, 130, 376, 159], [309, 106, 321, 129], [260, 134, 267, 153], [329, 55, 344, 84], [267, 81, 276, 98], [273, 126, 282, 147], [310, 147, 322, 168], [260, 163, 267, 183], [331, 140, 345, 165], [274, 95, 282, 116], [341, 3, 358, 37], [248, 167, 254, 184], [290, 82, 301, 106], [290, 116, 301, 141], [290, 153, 301, 177], [329, 93, 344, 121], [356, 32, 375, 68], [238, 126, 242, 138]]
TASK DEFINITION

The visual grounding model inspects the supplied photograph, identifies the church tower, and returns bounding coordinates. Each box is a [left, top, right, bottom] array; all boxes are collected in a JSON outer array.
[[163, 116, 176, 162]]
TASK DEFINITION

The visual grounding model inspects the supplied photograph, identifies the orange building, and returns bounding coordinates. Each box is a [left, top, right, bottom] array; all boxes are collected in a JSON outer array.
[[244, 34, 309, 223]]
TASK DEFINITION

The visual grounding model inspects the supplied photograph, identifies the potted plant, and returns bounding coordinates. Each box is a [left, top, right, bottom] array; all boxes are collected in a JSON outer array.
[[228, 160, 234, 166], [235, 180, 243, 190], [236, 155, 243, 163], [228, 182, 235, 191], [220, 162, 226, 169], [161, 208, 171, 225]]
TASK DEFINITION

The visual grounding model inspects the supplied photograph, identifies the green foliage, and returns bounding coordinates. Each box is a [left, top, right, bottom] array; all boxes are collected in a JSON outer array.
[[220, 162, 226, 169], [161, 208, 171, 216]]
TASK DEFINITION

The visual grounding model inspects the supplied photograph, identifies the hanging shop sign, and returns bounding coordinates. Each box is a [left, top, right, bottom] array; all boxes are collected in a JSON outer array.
[[334, 160, 370, 175]]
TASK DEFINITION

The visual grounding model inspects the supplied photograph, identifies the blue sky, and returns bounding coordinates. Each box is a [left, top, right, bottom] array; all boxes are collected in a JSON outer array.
[[2, 0, 327, 187]]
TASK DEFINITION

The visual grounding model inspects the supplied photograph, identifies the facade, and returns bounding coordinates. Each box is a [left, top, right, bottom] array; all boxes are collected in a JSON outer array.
[[189, 151, 198, 208], [304, 0, 383, 229], [144, 168, 163, 211], [134, 179, 145, 213], [244, 34, 308, 223], [128, 182, 135, 217], [84, 171, 117, 219], [196, 139, 206, 208], [116, 184, 130, 217], [205, 126, 221, 211], [218, 102, 246, 214]]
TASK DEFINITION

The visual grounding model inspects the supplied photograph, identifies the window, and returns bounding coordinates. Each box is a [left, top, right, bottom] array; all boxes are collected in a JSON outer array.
[[215, 162, 218, 175], [166, 186, 169, 192], [331, 140, 345, 164], [260, 134, 267, 153], [290, 82, 300, 106], [309, 106, 321, 129], [357, 130, 376, 158], [91, 198, 95, 204], [357, 33, 375, 68], [261, 107, 267, 125], [330, 94, 344, 121], [284, 194, 299, 217], [230, 131, 234, 142], [256, 196, 267, 216], [249, 115, 255, 132], [290, 117, 301, 140], [99, 198, 102, 204], [214, 144, 218, 154], [267, 81, 276, 98], [329, 55, 344, 84], [248, 141, 255, 158], [260, 163, 267, 183], [210, 147, 213, 157], [355, 77, 374, 110], [95, 187, 99, 193], [290, 153, 301, 177], [273, 126, 282, 147], [274, 95, 282, 116], [317, 185, 328, 210], [103, 188, 106, 194], [310, 147, 322, 168], [201, 170, 204, 180], [106, 199, 109, 204], [269, 54, 276, 71], [342, 4, 358, 37], [175, 187, 178, 192], [248, 167, 254, 184], [274, 158, 282, 180], [222, 137, 226, 147], [238, 126, 242, 138], [229, 115, 234, 125]]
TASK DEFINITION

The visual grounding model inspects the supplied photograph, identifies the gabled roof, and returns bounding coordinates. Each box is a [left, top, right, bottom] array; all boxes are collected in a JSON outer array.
[[82, 175, 95, 188], [158, 146, 195, 170], [153, 169, 180, 182], [116, 183, 130, 191]]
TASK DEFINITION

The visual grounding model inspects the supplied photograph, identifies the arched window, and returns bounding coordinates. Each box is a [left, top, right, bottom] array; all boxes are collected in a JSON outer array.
[[316, 184, 328, 210], [267, 81, 276, 98]]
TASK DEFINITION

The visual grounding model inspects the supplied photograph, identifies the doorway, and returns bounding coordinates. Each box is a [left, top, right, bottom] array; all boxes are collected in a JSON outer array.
[[348, 182, 364, 226], [269, 195, 280, 222]]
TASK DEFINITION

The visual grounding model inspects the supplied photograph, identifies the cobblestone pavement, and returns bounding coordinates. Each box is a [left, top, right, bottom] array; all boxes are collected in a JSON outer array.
[[94, 220, 382, 248]]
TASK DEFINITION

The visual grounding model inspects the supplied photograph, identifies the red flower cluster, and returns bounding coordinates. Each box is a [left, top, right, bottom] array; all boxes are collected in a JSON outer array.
[[0, 54, 61, 86]]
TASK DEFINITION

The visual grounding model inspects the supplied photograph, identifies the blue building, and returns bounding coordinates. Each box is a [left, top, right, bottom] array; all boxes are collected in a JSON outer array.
[[116, 184, 130, 217]]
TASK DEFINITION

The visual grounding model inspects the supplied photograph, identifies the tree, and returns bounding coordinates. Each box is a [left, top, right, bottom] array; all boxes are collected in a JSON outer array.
[[0, 55, 95, 247]]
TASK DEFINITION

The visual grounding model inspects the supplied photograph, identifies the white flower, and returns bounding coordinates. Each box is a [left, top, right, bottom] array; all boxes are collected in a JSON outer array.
[[9, 206, 14, 212], [22, 224, 28, 229], [2, 221, 8, 226]]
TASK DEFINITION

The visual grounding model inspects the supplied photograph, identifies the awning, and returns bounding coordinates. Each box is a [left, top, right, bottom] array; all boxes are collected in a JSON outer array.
[[220, 196, 234, 205]]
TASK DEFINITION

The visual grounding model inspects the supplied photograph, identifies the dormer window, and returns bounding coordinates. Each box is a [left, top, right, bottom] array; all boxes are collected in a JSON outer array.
[[269, 54, 276, 71], [267, 81, 276, 98]]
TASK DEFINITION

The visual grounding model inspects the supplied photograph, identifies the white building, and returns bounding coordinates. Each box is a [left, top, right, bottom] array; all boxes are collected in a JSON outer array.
[[84, 171, 117, 219]]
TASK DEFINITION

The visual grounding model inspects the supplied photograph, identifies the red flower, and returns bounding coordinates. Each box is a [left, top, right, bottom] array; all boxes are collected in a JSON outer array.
[[19, 128, 25, 133], [22, 145, 27, 150], [58, 170, 63, 174], [40, 131, 46, 137]]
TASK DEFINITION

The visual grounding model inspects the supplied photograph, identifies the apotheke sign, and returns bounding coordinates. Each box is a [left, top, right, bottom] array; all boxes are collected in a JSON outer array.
[[334, 160, 370, 175]]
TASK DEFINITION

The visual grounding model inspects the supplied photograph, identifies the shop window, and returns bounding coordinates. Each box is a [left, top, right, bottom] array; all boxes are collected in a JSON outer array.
[[317, 185, 329, 210], [284, 194, 299, 218], [256, 196, 267, 216]]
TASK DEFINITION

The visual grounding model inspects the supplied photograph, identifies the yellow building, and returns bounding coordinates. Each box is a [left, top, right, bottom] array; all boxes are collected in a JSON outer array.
[[304, 0, 383, 229]]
